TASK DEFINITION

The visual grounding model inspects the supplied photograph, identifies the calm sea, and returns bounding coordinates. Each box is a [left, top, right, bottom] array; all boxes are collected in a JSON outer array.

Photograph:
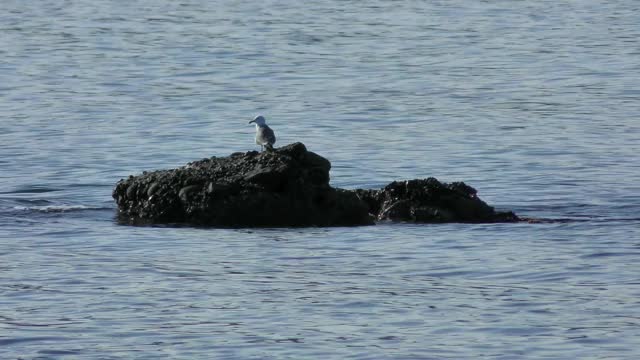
[[1, 1, 639, 359]]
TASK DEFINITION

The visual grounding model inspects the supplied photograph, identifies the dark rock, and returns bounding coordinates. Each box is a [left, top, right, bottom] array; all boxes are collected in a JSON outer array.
[[354, 178, 520, 223], [113, 143, 519, 227], [113, 142, 373, 227]]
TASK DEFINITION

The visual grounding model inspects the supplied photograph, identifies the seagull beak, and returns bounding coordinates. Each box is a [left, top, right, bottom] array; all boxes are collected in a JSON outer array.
[[248, 120, 255, 124]]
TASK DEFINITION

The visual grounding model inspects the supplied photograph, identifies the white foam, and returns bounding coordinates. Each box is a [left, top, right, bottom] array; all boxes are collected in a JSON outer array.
[[12, 205, 108, 213]]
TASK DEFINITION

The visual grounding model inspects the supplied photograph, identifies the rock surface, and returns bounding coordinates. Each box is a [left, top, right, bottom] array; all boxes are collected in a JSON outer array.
[[355, 178, 519, 223], [113, 143, 519, 227], [113, 143, 373, 227]]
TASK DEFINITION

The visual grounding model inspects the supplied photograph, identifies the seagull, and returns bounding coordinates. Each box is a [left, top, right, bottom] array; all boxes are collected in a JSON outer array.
[[249, 115, 276, 151]]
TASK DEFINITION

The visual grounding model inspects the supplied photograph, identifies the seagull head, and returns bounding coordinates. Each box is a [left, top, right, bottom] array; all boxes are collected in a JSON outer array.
[[249, 115, 266, 126]]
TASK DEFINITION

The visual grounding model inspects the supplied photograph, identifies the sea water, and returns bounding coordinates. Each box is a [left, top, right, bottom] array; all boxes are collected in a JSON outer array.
[[1, 1, 639, 358]]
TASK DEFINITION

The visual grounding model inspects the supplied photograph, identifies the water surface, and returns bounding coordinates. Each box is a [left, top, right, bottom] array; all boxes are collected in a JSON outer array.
[[1, 1, 639, 358]]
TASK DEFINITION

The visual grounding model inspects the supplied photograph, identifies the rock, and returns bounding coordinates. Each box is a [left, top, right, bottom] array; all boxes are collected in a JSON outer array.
[[113, 142, 373, 227], [354, 178, 519, 223], [113, 143, 519, 227]]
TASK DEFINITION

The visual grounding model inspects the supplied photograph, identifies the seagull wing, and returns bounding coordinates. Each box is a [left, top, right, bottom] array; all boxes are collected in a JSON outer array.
[[262, 125, 276, 145]]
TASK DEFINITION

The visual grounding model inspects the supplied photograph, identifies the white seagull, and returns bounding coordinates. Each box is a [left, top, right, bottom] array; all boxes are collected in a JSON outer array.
[[249, 115, 276, 151]]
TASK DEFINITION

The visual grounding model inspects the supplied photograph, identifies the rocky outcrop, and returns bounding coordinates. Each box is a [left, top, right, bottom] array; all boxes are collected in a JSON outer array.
[[355, 178, 519, 223], [113, 143, 519, 227], [113, 143, 373, 227]]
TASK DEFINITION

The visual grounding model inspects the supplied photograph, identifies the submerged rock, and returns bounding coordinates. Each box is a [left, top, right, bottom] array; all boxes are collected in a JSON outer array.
[[113, 143, 519, 227], [113, 143, 372, 227]]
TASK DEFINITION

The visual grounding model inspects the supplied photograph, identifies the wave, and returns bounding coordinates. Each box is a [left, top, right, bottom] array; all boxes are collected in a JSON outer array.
[[10, 205, 112, 213], [0, 186, 63, 195]]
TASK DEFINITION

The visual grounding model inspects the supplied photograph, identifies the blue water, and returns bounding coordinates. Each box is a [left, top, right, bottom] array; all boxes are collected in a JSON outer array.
[[2, 1, 640, 358]]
